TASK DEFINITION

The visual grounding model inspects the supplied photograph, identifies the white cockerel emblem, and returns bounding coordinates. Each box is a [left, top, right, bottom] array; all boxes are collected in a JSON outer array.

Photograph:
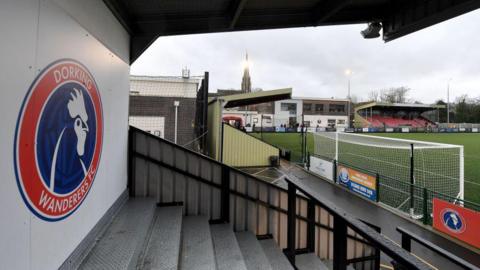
[[49, 88, 89, 191]]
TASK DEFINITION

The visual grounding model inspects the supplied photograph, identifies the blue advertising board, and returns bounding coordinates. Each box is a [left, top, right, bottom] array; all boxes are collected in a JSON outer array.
[[338, 166, 377, 201]]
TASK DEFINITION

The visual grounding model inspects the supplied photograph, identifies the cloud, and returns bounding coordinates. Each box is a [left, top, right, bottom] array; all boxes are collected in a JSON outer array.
[[131, 9, 480, 103]]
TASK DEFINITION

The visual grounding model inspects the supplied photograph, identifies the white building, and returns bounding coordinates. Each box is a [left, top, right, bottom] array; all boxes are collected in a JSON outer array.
[[274, 97, 350, 128]]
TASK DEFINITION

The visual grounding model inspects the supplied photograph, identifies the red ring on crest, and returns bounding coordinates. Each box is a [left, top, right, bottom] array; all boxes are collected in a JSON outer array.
[[15, 60, 103, 221]]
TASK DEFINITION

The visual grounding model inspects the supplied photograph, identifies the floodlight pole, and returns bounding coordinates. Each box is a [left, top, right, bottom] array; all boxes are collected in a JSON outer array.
[[301, 113, 305, 164], [447, 79, 451, 124], [409, 143, 415, 217], [348, 78, 351, 128]]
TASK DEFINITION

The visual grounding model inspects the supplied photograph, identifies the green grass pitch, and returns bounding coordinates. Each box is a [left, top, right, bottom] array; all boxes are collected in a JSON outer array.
[[251, 132, 480, 205]]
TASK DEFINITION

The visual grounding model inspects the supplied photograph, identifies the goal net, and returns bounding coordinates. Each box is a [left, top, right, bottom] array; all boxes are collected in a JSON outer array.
[[313, 132, 464, 214]]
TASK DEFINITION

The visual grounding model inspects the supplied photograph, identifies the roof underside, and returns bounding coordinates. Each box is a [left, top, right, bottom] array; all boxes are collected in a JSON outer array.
[[211, 88, 292, 108], [103, 0, 480, 63], [356, 102, 445, 112]]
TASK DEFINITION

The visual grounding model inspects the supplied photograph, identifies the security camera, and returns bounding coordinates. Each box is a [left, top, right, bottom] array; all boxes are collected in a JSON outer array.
[[361, 22, 382, 39]]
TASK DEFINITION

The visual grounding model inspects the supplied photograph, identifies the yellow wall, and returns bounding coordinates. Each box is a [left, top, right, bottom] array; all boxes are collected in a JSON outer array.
[[222, 124, 279, 167], [354, 112, 370, 128], [207, 101, 221, 159]]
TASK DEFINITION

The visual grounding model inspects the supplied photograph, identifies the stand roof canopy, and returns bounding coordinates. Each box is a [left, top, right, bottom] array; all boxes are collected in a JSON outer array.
[[103, 0, 480, 63]]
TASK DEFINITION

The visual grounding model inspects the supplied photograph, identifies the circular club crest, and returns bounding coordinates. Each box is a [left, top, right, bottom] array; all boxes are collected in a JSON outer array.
[[14, 59, 103, 221], [441, 208, 466, 234], [338, 168, 350, 184]]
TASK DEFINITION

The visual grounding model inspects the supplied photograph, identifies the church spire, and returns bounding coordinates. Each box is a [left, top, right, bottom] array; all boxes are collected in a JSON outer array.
[[241, 51, 252, 93]]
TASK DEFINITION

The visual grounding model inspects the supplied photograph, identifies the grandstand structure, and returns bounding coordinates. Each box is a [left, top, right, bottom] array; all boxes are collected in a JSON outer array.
[[355, 102, 445, 129]]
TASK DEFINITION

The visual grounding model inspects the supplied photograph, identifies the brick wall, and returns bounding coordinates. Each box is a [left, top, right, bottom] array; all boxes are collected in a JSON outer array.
[[129, 96, 196, 146]]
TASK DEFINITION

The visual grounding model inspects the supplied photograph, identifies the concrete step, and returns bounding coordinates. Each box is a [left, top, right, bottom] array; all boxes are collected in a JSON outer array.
[[258, 239, 294, 270], [210, 224, 248, 270], [296, 253, 329, 270], [323, 260, 355, 270], [79, 198, 156, 270], [235, 232, 272, 270], [138, 206, 183, 270], [180, 216, 216, 270]]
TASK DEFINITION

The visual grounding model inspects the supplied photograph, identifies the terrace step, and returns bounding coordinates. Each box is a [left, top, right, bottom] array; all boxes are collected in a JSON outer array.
[[258, 239, 294, 270], [235, 232, 272, 270], [210, 224, 248, 270], [138, 206, 183, 270], [323, 260, 356, 270], [296, 253, 329, 270], [79, 198, 156, 270], [180, 216, 216, 270]]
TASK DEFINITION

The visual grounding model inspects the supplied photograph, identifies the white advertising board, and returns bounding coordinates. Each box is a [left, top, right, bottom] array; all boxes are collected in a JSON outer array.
[[310, 156, 334, 181], [386, 128, 394, 132], [402, 128, 410, 133], [473, 128, 479, 133]]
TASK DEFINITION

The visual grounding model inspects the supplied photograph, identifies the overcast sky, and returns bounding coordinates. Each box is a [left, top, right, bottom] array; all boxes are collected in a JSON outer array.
[[131, 9, 480, 104]]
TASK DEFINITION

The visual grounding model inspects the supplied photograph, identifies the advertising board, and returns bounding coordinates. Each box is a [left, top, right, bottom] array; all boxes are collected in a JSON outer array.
[[310, 156, 333, 181], [433, 198, 480, 249], [338, 166, 377, 201]]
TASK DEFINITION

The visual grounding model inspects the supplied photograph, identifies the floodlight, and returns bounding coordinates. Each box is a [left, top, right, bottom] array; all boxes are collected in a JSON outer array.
[[361, 22, 382, 39]]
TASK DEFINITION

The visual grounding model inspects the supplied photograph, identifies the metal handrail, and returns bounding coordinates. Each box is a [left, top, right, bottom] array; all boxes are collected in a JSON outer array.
[[396, 227, 480, 270], [284, 175, 432, 270]]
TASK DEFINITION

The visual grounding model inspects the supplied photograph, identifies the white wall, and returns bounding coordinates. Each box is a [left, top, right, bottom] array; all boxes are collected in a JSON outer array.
[[130, 116, 165, 138], [0, 0, 130, 269], [130, 76, 200, 98], [304, 115, 349, 128]]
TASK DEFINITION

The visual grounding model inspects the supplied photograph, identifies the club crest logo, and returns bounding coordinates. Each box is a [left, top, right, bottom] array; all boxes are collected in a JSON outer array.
[[441, 208, 466, 233], [338, 168, 350, 184], [14, 59, 103, 221]]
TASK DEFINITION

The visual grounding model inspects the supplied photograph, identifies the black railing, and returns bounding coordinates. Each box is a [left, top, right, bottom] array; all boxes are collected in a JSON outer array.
[[397, 227, 480, 270], [284, 175, 432, 270]]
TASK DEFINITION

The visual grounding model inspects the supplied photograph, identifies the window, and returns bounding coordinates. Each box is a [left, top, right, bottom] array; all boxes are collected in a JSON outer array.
[[315, 104, 324, 112], [303, 103, 312, 111], [264, 115, 272, 124], [280, 103, 297, 114], [337, 119, 345, 125], [304, 121, 311, 127], [327, 119, 335, 124], [329, 104, 345, 112], [154, 130, 161, 136]]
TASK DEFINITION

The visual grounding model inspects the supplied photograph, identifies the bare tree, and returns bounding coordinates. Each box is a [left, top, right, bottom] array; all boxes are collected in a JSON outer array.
[[376, 86, 411, 103], [368, 90, 380, 102]]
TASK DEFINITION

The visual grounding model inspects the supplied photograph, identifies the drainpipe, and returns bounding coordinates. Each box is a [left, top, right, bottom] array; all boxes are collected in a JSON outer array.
[[174, 100, 180, 143]]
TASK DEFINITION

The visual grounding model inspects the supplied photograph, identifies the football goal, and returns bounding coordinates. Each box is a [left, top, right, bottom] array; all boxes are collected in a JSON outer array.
[[313, 132, 464, 214]]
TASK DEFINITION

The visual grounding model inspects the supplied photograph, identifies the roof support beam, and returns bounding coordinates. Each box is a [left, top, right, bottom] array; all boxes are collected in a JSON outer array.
[[312, 0, 352, 25], [383, 0, 480, 41], [229, 0, 248, 29]]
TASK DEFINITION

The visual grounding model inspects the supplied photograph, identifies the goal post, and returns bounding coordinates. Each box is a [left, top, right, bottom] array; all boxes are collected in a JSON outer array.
[[312, 132, 464, 211]]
